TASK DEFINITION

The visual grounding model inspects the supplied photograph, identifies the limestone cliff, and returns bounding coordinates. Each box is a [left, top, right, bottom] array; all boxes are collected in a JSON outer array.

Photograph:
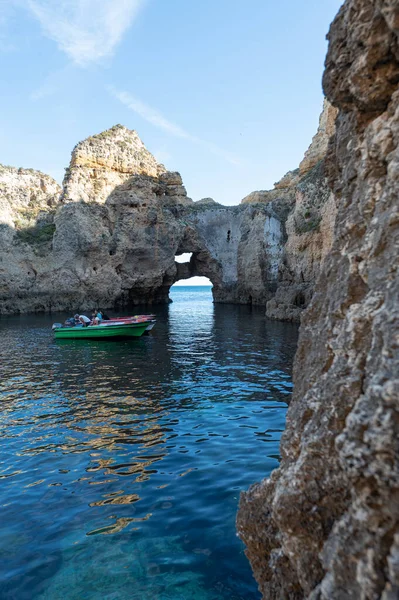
[[0, 127, 288, 313], [174, 202, 288, 306], [298, 98, 338, 176], [237, 2, 399, 599], [242, 99, 338, 321], [62, 124, 169, 204], [0, 166, 62, 313], [0, 165, 61, 228], [266, 159, 337, 321], [0, 96, 340, 316]]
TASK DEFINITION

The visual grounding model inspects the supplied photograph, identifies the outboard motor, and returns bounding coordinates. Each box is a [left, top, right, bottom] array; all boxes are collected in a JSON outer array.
[[52, 323, 62, 330]]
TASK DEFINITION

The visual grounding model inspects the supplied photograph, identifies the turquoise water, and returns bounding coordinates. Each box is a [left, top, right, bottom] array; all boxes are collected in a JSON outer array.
[[0, 286, 298, 600]]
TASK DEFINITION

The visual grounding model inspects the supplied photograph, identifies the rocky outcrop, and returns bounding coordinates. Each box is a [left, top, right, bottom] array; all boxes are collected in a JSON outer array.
[[0, 166, 62, 313], [241, 185, 295, 207], [0, 127, 290, 313], [237, 1, 399, 599], [62, 124, 168, 204], [242, 100, 338, 322], [176, 203, 288, 305], [0, 102, 337, 318], [298, 99, 338, 176], [265, 159, 337, 321], [0, 165, 61, 228]]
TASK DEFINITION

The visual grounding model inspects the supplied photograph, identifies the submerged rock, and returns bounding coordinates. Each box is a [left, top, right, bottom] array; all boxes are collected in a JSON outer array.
[[237, 1, 399, 598]]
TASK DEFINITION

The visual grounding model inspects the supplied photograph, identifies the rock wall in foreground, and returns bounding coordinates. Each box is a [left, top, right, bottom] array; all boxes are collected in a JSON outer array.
[[237, 1, 399, 598]]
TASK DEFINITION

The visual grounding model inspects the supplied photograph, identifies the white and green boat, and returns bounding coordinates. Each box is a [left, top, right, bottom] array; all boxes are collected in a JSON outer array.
[[52, 322, 149, 340]]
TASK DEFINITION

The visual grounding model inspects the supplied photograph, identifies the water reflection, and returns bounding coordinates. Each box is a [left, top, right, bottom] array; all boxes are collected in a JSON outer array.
[[0, 288, 298, 600]]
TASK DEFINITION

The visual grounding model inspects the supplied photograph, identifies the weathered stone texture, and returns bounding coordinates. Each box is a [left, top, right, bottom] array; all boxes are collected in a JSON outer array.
[[241, 186, 295, 207], [258, 99, 338, 322], [237, 1, 399, 599], [265, 159, 337, 322], [0, 95, 338, 317], [63, 124, 168, 204], [299, 99, 338, 176], [240, 100, 338, 322], [0, 166, 62, 313], [0, 165, 61, 227], [0, 127, 288, 313], [179, 204, 287, 305]]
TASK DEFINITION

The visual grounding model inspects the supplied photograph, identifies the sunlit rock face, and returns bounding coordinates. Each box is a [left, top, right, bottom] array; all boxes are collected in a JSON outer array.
[[298, 98, 338, 176], [0, 127, 289, 313], [0, 102, 339, 317], [237, 1, 399, 599], [63, 124, 168, 204], [0, 165, 61, 228], [265, 158, 337, 321], [242, 99, 339, 322], [0, 165, 62, 314]]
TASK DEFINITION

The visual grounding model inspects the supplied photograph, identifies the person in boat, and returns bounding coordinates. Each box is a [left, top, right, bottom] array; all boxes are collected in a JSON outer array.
[[91, 308, 110, 321], [64, 317, 75, 327], [92, 310, 103, 326], [75, 314, 91, 327]]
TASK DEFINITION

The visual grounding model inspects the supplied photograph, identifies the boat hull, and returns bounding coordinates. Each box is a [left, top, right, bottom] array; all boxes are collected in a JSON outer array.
[[54, 323, 148, 339], [99, 318, 156, 332], [107, 314, 155, 322]]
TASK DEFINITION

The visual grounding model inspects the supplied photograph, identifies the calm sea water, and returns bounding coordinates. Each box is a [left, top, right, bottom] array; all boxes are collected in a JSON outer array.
[[0, 286, 298, 600]]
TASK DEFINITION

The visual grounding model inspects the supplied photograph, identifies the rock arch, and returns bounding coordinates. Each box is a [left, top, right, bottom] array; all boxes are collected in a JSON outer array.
[[170, 226, 223, 296], [0, 128, 289, 314]]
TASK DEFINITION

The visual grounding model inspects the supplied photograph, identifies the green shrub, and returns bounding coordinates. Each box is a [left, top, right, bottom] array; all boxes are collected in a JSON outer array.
[[16, 223, 56, 245]]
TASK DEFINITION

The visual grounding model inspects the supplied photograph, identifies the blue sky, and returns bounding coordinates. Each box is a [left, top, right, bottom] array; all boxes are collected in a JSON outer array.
[[1, 0, 342, 206]]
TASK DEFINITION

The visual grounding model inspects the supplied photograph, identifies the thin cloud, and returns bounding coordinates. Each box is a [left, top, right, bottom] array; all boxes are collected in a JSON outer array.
[[26, 0, 145, 66], [31, 80, 57, 101], [0, 0, 17, 53], [109, 87, 242, 166], [30, 64, 72, 101], [110, 89, 194, 140]]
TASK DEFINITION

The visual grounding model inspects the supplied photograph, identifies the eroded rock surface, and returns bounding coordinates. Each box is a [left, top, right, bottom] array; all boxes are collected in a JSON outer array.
[[237, 1, 399, 598], [0, 127, 289, 313], [0, 166, 62, 312], [0, 165, 61, 227], [177, 203, 287, 305], [242, 100, 338, 322], [63, 124, 167, 204], [298, 99, 338, 176], [0, 101, 337, 317], [265, 159, 337, 321]]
